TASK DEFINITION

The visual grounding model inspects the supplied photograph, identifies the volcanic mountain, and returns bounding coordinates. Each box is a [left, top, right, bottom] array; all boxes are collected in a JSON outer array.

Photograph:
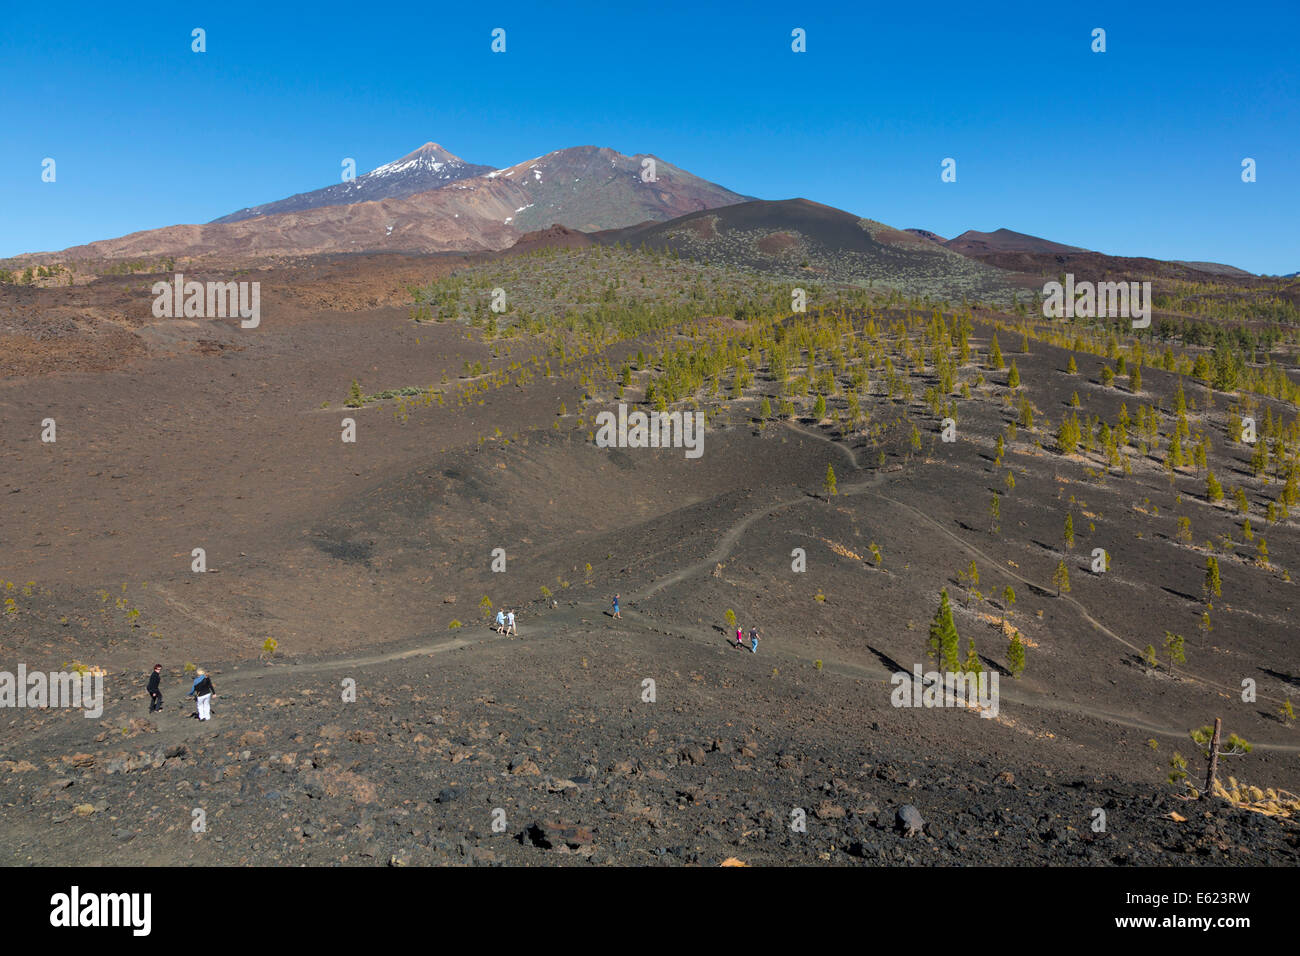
[[593, 198, 1026, 299], [944, 228, 1088, 257], [21, 145, 751, 262], [209, 142, 494, 224], [907, 226, 1254, 281]]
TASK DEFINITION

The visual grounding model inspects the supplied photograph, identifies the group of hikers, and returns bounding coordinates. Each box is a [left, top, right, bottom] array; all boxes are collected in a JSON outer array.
[[141, 592, 759, 717], [615, 591, 760, 654], [735, 624, 760, 654], [145, 663, 216, 720]]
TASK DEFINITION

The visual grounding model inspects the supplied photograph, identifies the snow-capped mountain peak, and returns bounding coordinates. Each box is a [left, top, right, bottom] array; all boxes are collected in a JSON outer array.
[[210, 142, 494, 224]]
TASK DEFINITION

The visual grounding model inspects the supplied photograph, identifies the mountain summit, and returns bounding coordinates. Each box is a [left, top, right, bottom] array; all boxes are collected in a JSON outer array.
[[480, 145, 750, 232], [209, 142, 494, 224], [944, 228, 1088, 257], [33, 144, 751, 260]]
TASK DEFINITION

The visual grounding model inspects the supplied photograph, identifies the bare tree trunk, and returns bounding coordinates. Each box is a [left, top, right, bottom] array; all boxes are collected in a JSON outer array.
[[1201, 717, 1222, 800]]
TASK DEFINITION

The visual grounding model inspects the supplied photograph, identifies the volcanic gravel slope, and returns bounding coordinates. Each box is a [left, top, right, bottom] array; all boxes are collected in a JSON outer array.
[[4, 604, 1296, 867], [1, 256, 1298, 866], [594, 198, 1027, 300]]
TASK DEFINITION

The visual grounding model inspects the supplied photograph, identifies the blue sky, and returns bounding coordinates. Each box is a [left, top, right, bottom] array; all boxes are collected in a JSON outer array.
[[3, 0, 1297, 273]]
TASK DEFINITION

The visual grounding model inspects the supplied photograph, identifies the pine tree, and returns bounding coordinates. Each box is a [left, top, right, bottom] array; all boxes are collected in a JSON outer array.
[[1251, 438, 1268, 477], [1007, 631, 1026, 678], [989, 333, 1004, 370], [1057, 415, 1080, 455], [927, 590, 962, 672], [1206, 471, 1224, 502], [346, 379, 365, 408], [963, 637, 980, 675], [1163, 630, 1186, 676], [1063, 513, 1075, 550], [1130, 364, 1142, 392], [1007, 361, 1020, 388], [1212, 343, 1240, 391], [1168, 433, 1185, 469], [1204, 555, 1222, 600], [824, 464, 837, 497], [1018, 398, 1034, 430], [989, 493, 1001, 533], [1053, 559, 1071, 596], [1168, 751, 1189, 786], [1066, 355, 1078, 374]]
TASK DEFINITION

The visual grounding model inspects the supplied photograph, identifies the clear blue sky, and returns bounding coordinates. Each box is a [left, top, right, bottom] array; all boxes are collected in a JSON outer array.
[[3, 0, 1296, 273]]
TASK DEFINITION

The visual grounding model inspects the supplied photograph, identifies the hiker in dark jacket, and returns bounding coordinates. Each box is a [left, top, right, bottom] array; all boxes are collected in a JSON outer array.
[[147, 664, 163, 713], [188, 669, 214, 721]]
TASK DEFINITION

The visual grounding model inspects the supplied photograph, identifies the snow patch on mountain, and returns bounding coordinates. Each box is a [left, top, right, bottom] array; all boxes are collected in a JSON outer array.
[[210, 142, 493, 225]]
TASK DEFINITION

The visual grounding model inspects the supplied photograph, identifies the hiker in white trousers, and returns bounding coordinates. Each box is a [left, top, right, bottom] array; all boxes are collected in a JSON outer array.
[[189, 669, 215, 721]]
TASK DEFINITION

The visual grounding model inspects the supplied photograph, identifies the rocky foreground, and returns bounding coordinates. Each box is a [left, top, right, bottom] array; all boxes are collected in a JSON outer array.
[[3, 615, 1295, 866]]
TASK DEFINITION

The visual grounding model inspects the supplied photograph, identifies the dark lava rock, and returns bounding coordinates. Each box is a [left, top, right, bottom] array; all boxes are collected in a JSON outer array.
[[523, 820, 594, 850], [896, 804, 925, 838]]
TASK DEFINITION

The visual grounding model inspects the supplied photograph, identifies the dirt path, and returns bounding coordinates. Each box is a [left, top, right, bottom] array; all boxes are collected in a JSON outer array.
[[772, 421, 1300, 752], [20, 420, 1299, 759], [149, 584, 249, 646], [225, 637, 473, 681]]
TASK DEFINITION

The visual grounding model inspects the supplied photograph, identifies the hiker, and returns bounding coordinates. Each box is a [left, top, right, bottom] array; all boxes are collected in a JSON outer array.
[[506, 609, 517, 636], [736, 626, 745, 647], [495, 609, 506, 634], [188, 668, 214, 721], [612, 594, 621, 619], [750, 629, 759, 654], [146, 664, 163, 713]]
